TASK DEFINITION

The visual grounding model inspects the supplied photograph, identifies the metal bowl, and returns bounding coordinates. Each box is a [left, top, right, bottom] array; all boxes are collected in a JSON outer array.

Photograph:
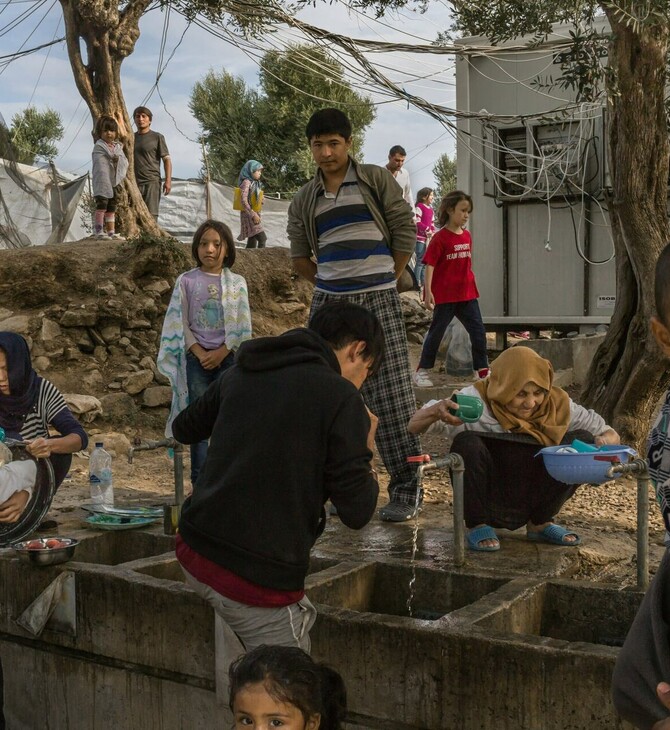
[[0, 443, 55, 547], [11, 537, 79, 566]]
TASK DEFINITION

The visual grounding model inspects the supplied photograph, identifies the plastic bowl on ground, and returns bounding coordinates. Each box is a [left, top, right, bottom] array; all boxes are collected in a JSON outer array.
[[11, 537, 79, 566], [537, 445, 638, 485]]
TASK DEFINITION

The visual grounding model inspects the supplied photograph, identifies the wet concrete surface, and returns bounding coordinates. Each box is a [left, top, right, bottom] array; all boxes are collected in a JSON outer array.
[[316, 499, 639, 586], [2, 489, 652, 730]]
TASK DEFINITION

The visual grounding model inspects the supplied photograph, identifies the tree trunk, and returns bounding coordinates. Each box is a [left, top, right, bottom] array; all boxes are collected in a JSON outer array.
[[580, 10, 670, 447], [58, 0, 161, 237]]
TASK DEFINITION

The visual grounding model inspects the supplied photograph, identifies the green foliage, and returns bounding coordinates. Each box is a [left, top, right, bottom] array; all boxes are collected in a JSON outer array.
[[447, 2, 670, 103], [449, 2, 613, 103], [432, 152, 457, 201], [0, 116, 13, 161], [331, 0, 429, 18], [190, 44, 376, 194], [190, 72, 263, 183], [174, 0, 274, 34], [120, 229, 192, 281], [122, 229, 190, 268], [8, 107, 64, 165], [450, 1, 598, 44]]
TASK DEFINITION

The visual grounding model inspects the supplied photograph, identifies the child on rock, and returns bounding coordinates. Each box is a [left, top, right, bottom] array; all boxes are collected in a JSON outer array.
[[413, 190, 489, 387], [157, 219, 252, 487], [91, 115, 128, 240], [237, 160, 266, 249]]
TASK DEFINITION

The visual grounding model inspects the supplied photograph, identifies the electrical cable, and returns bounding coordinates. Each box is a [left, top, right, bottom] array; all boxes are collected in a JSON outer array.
[[0, 35, 63, 65]]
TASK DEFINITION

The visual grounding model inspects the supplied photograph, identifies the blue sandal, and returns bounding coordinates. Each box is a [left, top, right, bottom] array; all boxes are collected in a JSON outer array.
[[527, 523, 581, 546], [466, 525, 500, 552]]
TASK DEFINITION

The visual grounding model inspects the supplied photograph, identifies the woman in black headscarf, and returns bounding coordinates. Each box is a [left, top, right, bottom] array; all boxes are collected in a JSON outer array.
[[0, 332, 88, 522]]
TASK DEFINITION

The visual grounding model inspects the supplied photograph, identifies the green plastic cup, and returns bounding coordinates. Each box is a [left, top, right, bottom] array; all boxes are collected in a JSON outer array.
[[449, 393, 484, 423]]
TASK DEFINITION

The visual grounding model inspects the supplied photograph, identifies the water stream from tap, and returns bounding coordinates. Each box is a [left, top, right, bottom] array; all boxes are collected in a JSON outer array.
[[406, 476, 423, 617]]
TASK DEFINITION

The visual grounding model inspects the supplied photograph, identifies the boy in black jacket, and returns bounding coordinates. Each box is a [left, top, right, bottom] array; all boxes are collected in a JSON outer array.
[[174, 301, 382, 662]]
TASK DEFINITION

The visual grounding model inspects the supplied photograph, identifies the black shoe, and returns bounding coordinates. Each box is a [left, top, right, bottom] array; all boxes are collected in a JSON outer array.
[[379, 501, 421, 522]]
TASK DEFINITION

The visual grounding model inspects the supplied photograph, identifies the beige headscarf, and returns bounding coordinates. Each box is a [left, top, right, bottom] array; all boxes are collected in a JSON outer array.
[[473, 346, 571, 446]]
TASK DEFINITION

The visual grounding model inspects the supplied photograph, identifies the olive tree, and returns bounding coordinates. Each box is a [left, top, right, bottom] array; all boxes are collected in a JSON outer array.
[[57, 0, 286, 235], [352, 0, 669, 442], [450, 2, 670, 444]]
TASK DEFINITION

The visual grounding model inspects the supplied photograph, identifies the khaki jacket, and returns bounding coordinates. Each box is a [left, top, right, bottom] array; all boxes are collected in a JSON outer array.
[[287, 158, 416, 260]]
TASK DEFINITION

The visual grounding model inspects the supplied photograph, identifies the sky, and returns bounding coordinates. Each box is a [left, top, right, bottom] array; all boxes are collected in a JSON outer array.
[[0, 0, 457, 193]]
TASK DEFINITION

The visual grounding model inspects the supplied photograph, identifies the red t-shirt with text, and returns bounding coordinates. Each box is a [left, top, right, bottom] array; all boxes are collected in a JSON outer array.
[[423, 228, 479, 304]]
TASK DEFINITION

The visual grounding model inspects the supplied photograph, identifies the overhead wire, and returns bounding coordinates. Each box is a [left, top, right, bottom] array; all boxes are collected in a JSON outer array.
[[0, 0, 56, 80], [0, 0, 47, 39], [19, 3, 61, 107], [0, 36, 64, 67], [4, 0, 613, 246], [57, 108, 90, 158], [148, 0, 610, 208]]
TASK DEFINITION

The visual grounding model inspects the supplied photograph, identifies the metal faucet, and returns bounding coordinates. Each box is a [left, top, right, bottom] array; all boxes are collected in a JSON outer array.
[[127, 437, 186, 506], [607, 458, 651, 589], [408, 453, 466, 567]]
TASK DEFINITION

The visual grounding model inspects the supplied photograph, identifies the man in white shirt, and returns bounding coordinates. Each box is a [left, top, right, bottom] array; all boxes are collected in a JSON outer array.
[[386, 145, 413, 206]]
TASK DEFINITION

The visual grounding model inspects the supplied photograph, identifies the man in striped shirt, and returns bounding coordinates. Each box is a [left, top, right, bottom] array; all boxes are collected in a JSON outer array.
[[288, 108, 422, 521]]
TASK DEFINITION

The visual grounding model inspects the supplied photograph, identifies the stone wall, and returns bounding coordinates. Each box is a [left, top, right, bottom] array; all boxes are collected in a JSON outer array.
[[0, 241, 314, 430]]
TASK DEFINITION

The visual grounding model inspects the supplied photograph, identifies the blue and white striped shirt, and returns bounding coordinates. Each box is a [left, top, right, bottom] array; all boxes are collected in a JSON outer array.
[[314, 164, 396, 295]]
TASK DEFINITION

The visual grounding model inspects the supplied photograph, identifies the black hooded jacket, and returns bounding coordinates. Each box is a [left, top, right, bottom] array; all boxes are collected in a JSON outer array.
[[174, 328, 378, 592]]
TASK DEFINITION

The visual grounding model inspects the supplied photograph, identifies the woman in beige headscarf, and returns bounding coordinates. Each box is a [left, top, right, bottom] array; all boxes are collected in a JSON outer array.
[[408, 346, 619, 552]]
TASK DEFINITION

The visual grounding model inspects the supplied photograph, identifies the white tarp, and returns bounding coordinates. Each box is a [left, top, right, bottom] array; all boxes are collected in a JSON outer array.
[[0, 165, 291, 249], [0, 159, 89, 249], [159, 179, 290, 247]]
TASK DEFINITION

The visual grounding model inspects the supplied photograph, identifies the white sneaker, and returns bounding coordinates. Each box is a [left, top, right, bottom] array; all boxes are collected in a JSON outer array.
[[107, 232, 123, 240], [412, 368, 434, 387]]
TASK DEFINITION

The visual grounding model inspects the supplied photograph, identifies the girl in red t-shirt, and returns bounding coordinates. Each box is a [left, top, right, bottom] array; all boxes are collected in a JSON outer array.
[[413, 190, 489, 387]]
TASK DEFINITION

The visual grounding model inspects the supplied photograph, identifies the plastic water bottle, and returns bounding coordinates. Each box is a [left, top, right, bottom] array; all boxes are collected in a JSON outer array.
[[89, 442, 114, 507]]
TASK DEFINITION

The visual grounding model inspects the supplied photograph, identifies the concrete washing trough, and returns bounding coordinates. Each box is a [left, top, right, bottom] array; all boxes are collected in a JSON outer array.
[[0, 527, 641, 729]]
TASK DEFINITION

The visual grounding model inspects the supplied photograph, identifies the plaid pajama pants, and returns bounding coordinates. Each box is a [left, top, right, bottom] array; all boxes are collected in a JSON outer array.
[[310, 288, 422, 504]]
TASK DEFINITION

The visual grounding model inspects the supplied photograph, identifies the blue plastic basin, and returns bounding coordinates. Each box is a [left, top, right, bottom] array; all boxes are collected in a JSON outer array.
[[538, 445, 638, 485]]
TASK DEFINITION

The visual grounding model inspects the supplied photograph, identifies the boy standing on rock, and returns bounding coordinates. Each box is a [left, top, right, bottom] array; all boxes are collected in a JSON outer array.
[[132, 106, 171, 219]]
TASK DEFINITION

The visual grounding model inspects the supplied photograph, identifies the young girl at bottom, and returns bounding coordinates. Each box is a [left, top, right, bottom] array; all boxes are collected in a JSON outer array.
[[91, 115, 128, 240], [229, 645, 347, 730], [157, 220, 252, 486], [413, 190, 489, 387]]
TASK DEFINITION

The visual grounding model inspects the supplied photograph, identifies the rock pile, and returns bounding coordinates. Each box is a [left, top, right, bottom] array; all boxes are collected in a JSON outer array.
[[0, 273, 175, 425], [400, 292, 431, 344]]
